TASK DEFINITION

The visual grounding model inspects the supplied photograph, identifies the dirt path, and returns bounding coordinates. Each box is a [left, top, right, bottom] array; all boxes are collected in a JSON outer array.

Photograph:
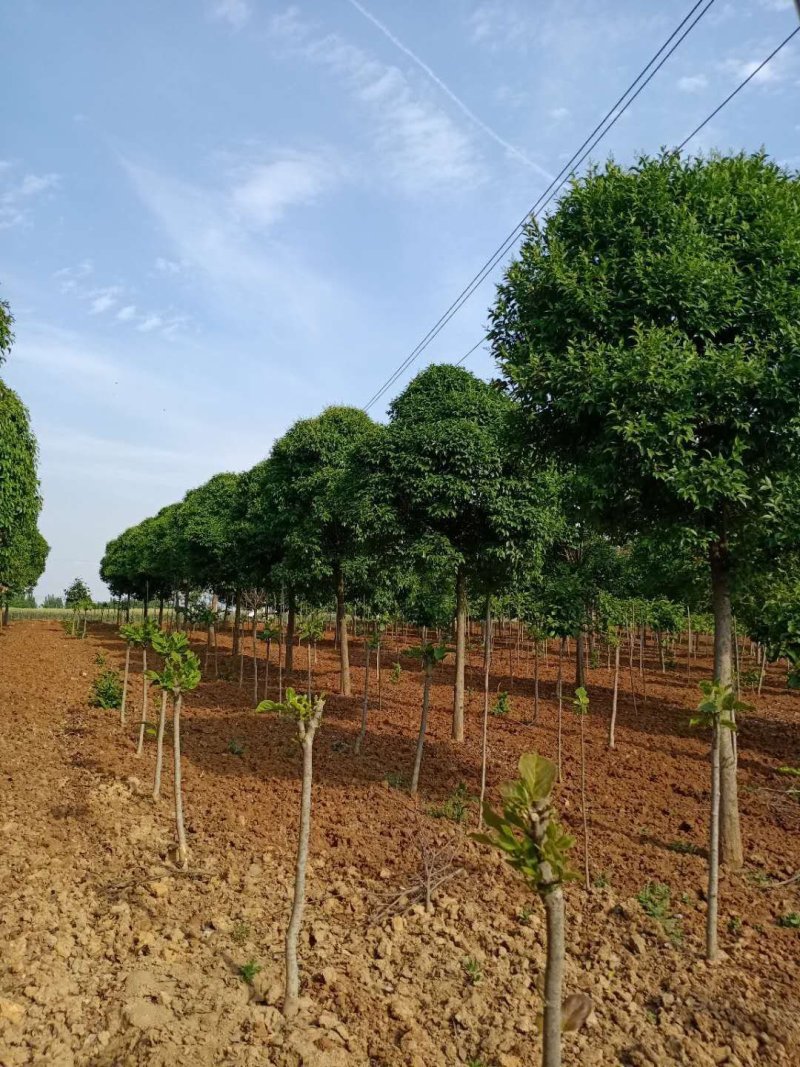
[[1, 621, 798, 1066]]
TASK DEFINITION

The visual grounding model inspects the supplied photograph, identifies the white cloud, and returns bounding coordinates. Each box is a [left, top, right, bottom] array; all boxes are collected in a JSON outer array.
[[88, 287, 122, 314], [0, 167, 60, 228], [137, 314, 163, 332], [678, 74, 709, 93], [229, 153, 337, 227], [154, 256, 183, 275], [116, 304, 137, 321], [123, 155, 354, 339], [210, 0, 250, 29], [549, 106, 570, 121], [271, 8, 484, 193]]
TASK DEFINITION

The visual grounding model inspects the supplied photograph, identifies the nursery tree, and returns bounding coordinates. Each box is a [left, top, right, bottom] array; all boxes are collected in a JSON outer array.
[[147, 631, 201, 866], [257, 687, 325, 1017], [376, 364, 558, 742], [256, 407, 378, 697], [475, 753, 577, 1067], [0, 371, 44, 597], [409, 641, 450, 795], [492, 152, 800, 868]]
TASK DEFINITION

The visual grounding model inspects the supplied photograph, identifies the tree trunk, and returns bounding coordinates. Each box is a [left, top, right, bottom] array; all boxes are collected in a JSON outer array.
[[410, 662, 433, 795], [158, 596, 164, 628], [580, 712, 590, 890], [710, 542, 743, 869], [557, 638, 564, 781], [121, 644, 131, 726], [478, 599, 492, 827], [706, 720, 721, 961], [153, 690, 167, 800], [173, 693, 188, 868], [452, 565, 467, 742], [355, 642, 370, 754], [284, 729, 317, 1017], [232, 591, 241, 657], [575, 628, 586, 688], [307, 640, 312, 700], [252, 618, 259, 708], [136, 648, 148, 757], [609, 639, 620, 749], [285, 590, 296, 673], [264, 640, 271, 699], [542, 886, 565, 1067], [335, 567, 351, 696], [533, 639, 540, 723]]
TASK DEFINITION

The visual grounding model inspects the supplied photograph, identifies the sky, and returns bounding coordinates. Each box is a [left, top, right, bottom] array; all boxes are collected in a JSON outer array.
[[1, 0, 799, 600]]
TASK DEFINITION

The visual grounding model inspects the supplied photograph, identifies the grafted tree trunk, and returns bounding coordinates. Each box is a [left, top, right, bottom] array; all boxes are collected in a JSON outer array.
[[121, 644, 131, 726], [609, 639, 620, 749], [335, 567, 351, 696], [478, 599, 492, 825], [452, 565, 467, 742], [136, 647, 148, 758], [542, 887, 565, 1067], [575, 626, 586, 688], [710, 541, 743, 869], [354, 641, 370, 754]]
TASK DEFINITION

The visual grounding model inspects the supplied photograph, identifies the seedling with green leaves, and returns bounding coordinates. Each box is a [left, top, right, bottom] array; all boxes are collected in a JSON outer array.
[[257, 621, 282, 700], [408, 642, 450, 795], [474, 752, 580, 1067], [90, 668, 124, 710], [256, 687, 325, 1018], [636, 882, 682, 945], [227, 738, 245, 757], [119, 622, 140, 726], [777, 912, 800, 929], [131, 619, 161, 758], [429, 782, 472, 824], [390, 661, 402, 684], [690, 681, 751, 961], [490, 690, 511, 717], [239, 959, 261, 984], [148, 630, 201, 867], [463, 957, 483, 985]]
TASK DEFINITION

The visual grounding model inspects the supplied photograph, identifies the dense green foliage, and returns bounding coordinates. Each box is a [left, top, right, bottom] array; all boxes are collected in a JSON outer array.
[[0, 381, 48, 597]]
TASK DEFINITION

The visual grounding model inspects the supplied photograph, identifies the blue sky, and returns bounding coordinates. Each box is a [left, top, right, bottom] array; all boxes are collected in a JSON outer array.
[[2, 0, 799, 599]]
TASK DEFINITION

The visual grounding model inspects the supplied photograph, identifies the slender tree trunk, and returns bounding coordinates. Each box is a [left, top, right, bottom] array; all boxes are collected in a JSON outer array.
[[173, 694, 188, 868], [307, 640, 312, 700], [136, 648, 148, 757], [609, 639, 620, 749], [335, 568, 350, 696], [758, 647, 767, 695], [557, 638, 564, 781], [284, 727, 318, 1017], [81, 614, 87, 639], [580, 712, 590, 890], [707, 720, 721, 961], [710, 541, 743, 869], [377, 642, 382, 713], [153, 690, 167, 800], [533, 639, 540, 723], [158, 597, 164, 628], [252, 618, 259, 708], [355, 642, 370, 754], [575, 628, 586, 688], [278, 589, 285, 703], [478, 599, 492, 827], [232, 591, 241, 657], [410, 662, 433, 795], [121, 645, 131, 726], [542, 886, 565, 1067], [452, 565, 467, 742], [264, 640, 271, 699], [285, 590, 296, 673], [687, 608, 692, 681]]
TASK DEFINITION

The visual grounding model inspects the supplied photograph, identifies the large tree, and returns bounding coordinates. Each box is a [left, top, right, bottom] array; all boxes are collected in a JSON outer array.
[[257, 407, 378, 696], [376, 364, 558, 742], [0, 379, 46, 598], [491, 151, 800, 868]]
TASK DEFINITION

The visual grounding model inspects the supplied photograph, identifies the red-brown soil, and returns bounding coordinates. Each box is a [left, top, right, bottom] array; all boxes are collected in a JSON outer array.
[[0, 620, 798, 1066]]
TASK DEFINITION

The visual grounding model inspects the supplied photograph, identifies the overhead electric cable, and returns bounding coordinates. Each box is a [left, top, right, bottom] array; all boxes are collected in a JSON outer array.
[[363, 0, 717, 412], [450, 22, 800, 372]]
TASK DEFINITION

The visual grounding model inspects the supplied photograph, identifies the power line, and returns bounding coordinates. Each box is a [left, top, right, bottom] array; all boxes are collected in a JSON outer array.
[[363, 0, 717, 412], [452, 22, 800, 372]]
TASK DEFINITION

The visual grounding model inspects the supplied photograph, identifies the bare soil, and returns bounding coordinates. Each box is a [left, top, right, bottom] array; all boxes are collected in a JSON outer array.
[[0, 620, 798, 1066]]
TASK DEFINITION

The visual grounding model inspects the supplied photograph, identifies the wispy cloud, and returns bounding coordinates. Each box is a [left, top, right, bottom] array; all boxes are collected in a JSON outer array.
[[0, 166, 59, 228], [270, 7, 484, 193], [344, 0, 551, 179], [122, 152, 354, 339], [53, 262, 187, 337], [678, 74, 709, 93], [209, 0, 250, 29]]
